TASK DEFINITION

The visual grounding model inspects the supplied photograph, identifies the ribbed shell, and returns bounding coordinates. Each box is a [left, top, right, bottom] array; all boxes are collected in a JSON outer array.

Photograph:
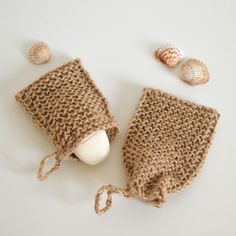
[[180, 59, 209, 86], [155, 45, 183, 67], [28, 42, 51, 65]]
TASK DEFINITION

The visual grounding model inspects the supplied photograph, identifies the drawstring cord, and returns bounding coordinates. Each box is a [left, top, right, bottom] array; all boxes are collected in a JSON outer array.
[[37, 150, 63, 181], [94, 185, 130, 215], [94, 176, 170, 215], [38, 151, 169, 213]]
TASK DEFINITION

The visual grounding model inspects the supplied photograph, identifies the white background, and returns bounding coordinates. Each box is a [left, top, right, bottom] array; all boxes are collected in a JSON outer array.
[[0, 0, 235, 235]]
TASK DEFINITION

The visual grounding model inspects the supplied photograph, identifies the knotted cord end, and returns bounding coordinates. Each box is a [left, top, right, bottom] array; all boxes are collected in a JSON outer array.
[[145, 175, 170, 207]]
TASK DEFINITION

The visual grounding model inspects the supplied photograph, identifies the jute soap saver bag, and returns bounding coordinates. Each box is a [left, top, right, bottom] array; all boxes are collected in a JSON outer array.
[[15, 59, 120, 181], [94, 88, 220, 214]]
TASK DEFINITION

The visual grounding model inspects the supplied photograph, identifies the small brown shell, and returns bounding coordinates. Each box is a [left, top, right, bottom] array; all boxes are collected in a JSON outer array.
[[180, 59, 209, 86], [155, 45, 183, 67], [28, 42, 51, 64]]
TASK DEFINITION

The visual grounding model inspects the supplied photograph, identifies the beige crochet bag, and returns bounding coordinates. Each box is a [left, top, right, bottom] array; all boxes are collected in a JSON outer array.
[[15, 59, 120, 181], [94, 88, 220, 214]]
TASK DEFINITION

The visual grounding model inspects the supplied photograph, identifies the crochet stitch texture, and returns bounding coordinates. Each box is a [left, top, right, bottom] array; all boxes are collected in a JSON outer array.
[[15, 59, 120, 180], [95, 88, 220, 214]]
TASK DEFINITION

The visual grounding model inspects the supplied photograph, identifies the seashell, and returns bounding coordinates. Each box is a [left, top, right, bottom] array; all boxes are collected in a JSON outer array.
[[180, 58, 209, 86], [28, 42, 51, 64], [155, 45, 183, 67]]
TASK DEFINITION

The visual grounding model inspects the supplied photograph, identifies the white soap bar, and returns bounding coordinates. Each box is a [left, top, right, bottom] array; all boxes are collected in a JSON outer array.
[[74, 130, 110, 165]]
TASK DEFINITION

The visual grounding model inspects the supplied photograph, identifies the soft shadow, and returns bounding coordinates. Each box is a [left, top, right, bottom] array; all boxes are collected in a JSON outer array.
[[112, 80, 143, 129]]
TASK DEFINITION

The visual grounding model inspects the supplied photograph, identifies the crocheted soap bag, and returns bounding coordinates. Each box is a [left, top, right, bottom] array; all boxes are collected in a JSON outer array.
[[15, 59, 120, 181], [94, 88, 220, 214]]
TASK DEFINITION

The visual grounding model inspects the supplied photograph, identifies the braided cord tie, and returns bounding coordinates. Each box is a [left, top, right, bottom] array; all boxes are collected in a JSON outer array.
[[37, 150, 63, 181], [94, 176, 170, 215], [94, 185, 130, 215]]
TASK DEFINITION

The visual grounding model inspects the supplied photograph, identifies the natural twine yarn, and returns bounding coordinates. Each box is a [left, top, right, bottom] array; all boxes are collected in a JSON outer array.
[[94, 88, 220, 215], [15, 59, 120, 180]]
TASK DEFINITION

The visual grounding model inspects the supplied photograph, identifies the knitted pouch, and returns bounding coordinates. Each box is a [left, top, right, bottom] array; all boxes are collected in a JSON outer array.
[[94, 88, 220, 214], [15, 59, 120, 181]]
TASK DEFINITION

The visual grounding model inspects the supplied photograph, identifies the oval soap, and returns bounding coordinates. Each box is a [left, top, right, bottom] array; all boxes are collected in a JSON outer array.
[[74, 130, 110, 165]]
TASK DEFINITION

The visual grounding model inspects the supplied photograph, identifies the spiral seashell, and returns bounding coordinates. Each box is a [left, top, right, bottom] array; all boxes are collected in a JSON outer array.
[[180, 58, 209, 86], [155, 45, 183, 67], [28, 42, 51, 64]]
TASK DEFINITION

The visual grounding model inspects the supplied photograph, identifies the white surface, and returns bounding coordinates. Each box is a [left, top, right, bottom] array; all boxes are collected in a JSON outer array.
[[0, 0, 235, 235], [74, 130, 110, 165]]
